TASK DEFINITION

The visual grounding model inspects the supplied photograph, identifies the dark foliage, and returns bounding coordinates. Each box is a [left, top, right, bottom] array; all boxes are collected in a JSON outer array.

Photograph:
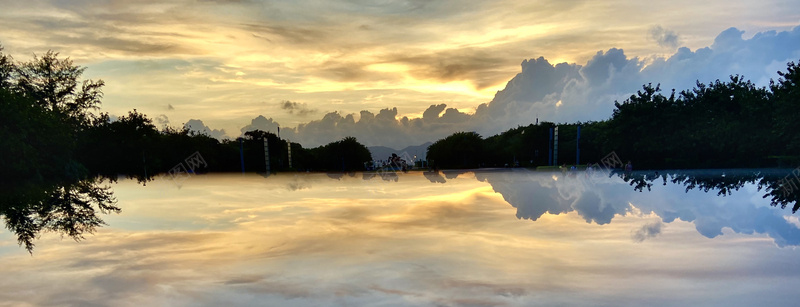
[[0, 46, 119, 253], [1, 44, 375, 252], [427, 131, 484, 169], [614, 169, 800, 213], [307, 136, 373, 172]]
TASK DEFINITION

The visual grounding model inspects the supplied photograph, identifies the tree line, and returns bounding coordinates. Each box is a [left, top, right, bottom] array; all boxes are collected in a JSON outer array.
[[612, 169, 800, 213], [428, 60, 800, 170], [0, 45, 371, 252]]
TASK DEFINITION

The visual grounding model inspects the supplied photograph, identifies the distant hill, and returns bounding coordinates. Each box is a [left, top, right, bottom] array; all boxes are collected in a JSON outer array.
[[369, 142, 432, 162]]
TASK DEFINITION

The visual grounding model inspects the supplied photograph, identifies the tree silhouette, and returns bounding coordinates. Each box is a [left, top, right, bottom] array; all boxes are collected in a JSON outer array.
[[0, 45, 119, 253], [614, 169, 800, 213], [427, 131, 485, 169]]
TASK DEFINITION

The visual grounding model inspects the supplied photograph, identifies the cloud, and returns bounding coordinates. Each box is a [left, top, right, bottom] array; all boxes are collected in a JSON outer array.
[[632, 220, 664, 242], [240, 115, 281, 136], [300, 24, 800, 146], [424, 171, 447, 183], [243, 23, 330, 45], [2, 0, 800, 138], [154, 114, 170, 127], [0, 7, 200, 58], [319, 64, 369, 82], [138, 24, 800, 148], [474, 170, 573, 221], [66, 36, 187, 55], [280, 100, 317, 116], [267, 104, 475, 147], [184, 119, 228, 139], [649, 25, 680, 49], [474, 170, 800, 247], [387, 48, 514, 89]]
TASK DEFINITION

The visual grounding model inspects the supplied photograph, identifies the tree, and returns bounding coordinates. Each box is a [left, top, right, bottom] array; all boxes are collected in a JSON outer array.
[[78, 110, 161, 182], [310, 136, 372, 171], [606, 77, 773, 169], [13, 50, 104, 126], [242, 130, 287, 172], [771, 60, 800, 158], [0, 46, 13, 88], [427, 131, 484, 169], [0, 45, 118, 253]]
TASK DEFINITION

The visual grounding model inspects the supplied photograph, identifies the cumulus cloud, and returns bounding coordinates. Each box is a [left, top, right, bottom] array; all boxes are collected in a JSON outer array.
[[649, 25, 680, 49], [189, 25, 800, 148], [241, 22, 797, 148], [4, 0, 800, 152], [271, 105, 474, 147], [184, 119, 228, 139], [240, 115, 281, 136]]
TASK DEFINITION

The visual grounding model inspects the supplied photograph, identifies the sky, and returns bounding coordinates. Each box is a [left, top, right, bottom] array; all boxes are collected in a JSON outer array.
[[1, 0, 800, 147]]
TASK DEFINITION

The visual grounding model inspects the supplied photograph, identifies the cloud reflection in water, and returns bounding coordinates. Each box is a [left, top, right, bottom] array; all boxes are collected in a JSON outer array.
[[2, 171, 800, 306]]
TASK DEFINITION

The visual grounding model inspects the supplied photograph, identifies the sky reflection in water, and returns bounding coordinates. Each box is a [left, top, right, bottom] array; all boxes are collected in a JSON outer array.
[[2, 170, 800, 306]]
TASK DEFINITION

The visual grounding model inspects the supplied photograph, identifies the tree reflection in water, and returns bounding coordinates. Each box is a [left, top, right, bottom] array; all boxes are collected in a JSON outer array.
[[1, 179, 120, 253], [5, 168, 799, 253], [615, 169, 800, 212]]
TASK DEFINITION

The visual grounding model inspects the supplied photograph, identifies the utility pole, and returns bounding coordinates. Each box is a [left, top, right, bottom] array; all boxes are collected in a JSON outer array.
[[239, 138, 245, 174], [554, 126, 559, 166], [287, 142, 292, 169], [576, 125, 581, 165], [548, 127, 553, 166], [264, 138, 270, 175]]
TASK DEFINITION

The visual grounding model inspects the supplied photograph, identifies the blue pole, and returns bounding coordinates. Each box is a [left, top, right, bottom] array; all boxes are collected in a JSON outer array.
[[576, 125, 581, 165], [239, 138, 245, 174], [548, 127, 553, 166]]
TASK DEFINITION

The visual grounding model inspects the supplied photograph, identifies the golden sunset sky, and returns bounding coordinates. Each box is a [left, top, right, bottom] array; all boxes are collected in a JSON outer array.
[[1, 0, 799, 146]]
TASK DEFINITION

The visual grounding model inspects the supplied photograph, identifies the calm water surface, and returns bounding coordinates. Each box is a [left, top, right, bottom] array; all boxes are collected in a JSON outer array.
[[2, 169, 800, 306]]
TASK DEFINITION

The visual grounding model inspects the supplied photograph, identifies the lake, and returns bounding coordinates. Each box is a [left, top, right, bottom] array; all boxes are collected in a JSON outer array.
[[2, 169, 800, 306]]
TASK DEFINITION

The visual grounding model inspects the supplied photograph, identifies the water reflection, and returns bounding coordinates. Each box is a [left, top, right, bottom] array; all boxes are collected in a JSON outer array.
[[5, 169, 800, 252], [3, 170, 800, 306], [1, 178, 119, 252], [359, 168, 800, 246], [471, 169, 800, 247], [614, 169, 800, 212], [423, 171, 446, 183]]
